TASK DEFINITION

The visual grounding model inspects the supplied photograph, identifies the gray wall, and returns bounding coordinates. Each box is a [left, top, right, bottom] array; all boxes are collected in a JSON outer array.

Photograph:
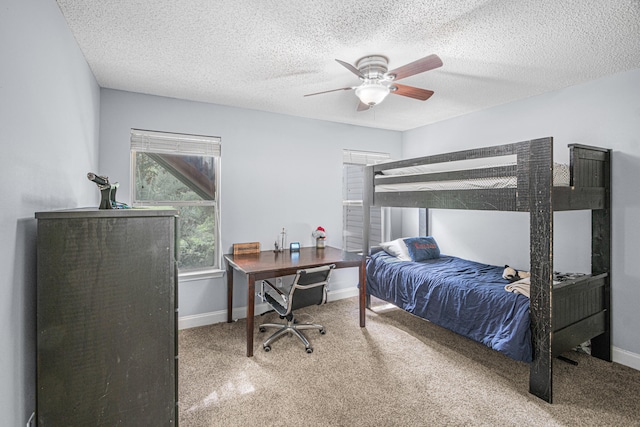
[[0, 0, 101, 425], [99, 89, 402, 319], [402, 69, 640, 363]]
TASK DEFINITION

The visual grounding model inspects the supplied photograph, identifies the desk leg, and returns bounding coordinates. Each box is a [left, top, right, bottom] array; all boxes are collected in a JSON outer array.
[[359, 258, 366, 327], [226, 262, 234, 323], [246, 275, 255, 357]]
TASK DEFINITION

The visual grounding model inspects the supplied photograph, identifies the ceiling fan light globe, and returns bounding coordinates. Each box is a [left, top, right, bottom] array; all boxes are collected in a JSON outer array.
[[355, 83, 390, 106]]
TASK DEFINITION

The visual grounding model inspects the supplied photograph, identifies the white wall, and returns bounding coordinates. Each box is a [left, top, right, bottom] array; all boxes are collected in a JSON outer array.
[[0, 0, 101, 424], [403, 69, 640, 363], [99, 89, 402, 320]]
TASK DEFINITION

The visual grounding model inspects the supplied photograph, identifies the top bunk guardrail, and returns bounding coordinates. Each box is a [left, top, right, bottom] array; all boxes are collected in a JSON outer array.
[[366, 137, 610, 212]]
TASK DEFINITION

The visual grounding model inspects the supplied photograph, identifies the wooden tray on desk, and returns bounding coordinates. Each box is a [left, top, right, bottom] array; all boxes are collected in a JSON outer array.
[[233, 242, 261, 256]]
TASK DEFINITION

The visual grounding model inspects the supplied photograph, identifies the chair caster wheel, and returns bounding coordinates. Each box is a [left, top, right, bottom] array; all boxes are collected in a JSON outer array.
[[320, 328, 326, 335], [306, 347, 313, 354], [259, 327, 266, 332], [264, 345, 271, 352]]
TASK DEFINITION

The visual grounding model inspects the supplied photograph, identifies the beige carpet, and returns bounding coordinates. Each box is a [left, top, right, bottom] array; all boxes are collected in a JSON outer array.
[[178, 297, 640, 426]]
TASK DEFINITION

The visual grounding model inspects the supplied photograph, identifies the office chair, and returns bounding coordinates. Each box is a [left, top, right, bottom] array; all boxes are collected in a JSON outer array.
[[258, 264, 335, 353]]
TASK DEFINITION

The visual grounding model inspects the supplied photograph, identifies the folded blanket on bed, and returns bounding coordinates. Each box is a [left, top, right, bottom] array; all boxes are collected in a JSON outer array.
[[504, 277, 560, 298]]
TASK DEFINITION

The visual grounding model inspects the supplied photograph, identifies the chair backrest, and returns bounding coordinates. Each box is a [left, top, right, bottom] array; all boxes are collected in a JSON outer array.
[[287, 264, 335, 312]]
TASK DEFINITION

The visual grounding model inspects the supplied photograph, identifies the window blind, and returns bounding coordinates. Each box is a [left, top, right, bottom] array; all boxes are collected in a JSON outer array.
[[343, 149, 390, 252], [342, 149, 390, 166], [131, 129, 221, 156]]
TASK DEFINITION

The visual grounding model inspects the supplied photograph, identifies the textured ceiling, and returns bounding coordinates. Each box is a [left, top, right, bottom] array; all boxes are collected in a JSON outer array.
[[56, 0, 640, 131]]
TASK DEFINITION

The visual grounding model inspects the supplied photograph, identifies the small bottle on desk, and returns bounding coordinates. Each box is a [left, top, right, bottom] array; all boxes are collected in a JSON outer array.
[[279, 228, 287, 252]]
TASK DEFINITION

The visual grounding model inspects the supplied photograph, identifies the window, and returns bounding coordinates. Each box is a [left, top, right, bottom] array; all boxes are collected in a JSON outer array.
[[342, 149, 390, 252], [130, 129, 221, 274]]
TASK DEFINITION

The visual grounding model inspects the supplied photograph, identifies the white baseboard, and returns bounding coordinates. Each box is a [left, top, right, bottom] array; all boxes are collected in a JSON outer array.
[[613, 346, 640, 371], [178, 286, 359, 330], [178, 291, 640, 373]]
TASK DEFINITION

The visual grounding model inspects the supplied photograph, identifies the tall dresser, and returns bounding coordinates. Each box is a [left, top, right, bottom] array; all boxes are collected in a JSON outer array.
[[35, 208, 178, 426]]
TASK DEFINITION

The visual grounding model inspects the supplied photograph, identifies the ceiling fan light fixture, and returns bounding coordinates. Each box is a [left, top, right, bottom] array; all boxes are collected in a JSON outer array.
[[305, 54, 442, 111], [355, 81, 390, 106]]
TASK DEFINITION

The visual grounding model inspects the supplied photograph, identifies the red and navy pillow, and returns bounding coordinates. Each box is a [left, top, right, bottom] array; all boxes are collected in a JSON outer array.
[[403, 236, 440, 261]]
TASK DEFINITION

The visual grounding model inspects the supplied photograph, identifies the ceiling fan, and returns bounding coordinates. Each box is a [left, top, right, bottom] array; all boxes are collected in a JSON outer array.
[[304, 54, 443, 111]]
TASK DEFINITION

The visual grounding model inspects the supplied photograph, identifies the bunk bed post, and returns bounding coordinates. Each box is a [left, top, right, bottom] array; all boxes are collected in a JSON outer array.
[[528, 138, 554, 403], [590, 148, 612, 361], [361, 165, 374, 324]]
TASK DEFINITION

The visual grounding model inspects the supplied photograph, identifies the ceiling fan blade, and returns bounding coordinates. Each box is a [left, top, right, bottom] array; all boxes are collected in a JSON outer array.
[[304, 87, 354, 97], [356, 101, 371, 112], [387, 54, 443, 81], [390, 83, 434, 101], [335, 59, 364, 79]]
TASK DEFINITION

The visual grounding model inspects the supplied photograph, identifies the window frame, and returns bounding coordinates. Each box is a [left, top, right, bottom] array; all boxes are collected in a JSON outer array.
[[130, 129, 222, 278]]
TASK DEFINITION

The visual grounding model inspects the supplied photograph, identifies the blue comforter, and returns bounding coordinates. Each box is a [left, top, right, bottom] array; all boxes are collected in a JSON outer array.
[[366, 251, 532, 362]]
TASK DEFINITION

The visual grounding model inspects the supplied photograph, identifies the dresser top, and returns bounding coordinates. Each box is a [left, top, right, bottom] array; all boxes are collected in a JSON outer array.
[[35, 207, 178, 219]]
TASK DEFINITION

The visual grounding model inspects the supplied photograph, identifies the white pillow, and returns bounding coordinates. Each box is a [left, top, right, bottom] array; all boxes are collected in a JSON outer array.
[[379, 238, 411, 261]]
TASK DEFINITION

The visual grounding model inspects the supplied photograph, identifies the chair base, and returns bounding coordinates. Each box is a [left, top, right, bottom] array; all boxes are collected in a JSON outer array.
[[259, 318, 325, 353]]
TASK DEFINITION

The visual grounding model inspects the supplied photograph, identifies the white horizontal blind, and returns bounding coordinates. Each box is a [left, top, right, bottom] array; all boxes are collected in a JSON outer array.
[[342, 149, 390, 166], [131, 129, 221, 156], [343, 205, 383, 251], [343, 149, 390, 252]]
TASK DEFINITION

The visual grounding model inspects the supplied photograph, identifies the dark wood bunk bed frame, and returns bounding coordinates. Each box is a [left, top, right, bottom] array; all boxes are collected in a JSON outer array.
[[359, 137, 611, 403]]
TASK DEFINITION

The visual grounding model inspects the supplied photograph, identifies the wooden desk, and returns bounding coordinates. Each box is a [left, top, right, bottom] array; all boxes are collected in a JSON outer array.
[[224, 246, 365, 356]]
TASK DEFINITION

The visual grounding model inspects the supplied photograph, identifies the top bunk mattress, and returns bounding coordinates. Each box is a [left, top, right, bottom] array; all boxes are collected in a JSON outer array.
[[375, 155, 570, 192]]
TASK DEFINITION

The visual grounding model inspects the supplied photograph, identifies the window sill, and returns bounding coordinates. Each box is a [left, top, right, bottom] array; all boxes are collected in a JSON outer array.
[[179, 268, 225, 282]]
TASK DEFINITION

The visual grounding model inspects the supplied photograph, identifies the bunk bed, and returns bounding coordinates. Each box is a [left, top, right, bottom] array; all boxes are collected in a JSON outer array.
[[360, 137, 611, 403]]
